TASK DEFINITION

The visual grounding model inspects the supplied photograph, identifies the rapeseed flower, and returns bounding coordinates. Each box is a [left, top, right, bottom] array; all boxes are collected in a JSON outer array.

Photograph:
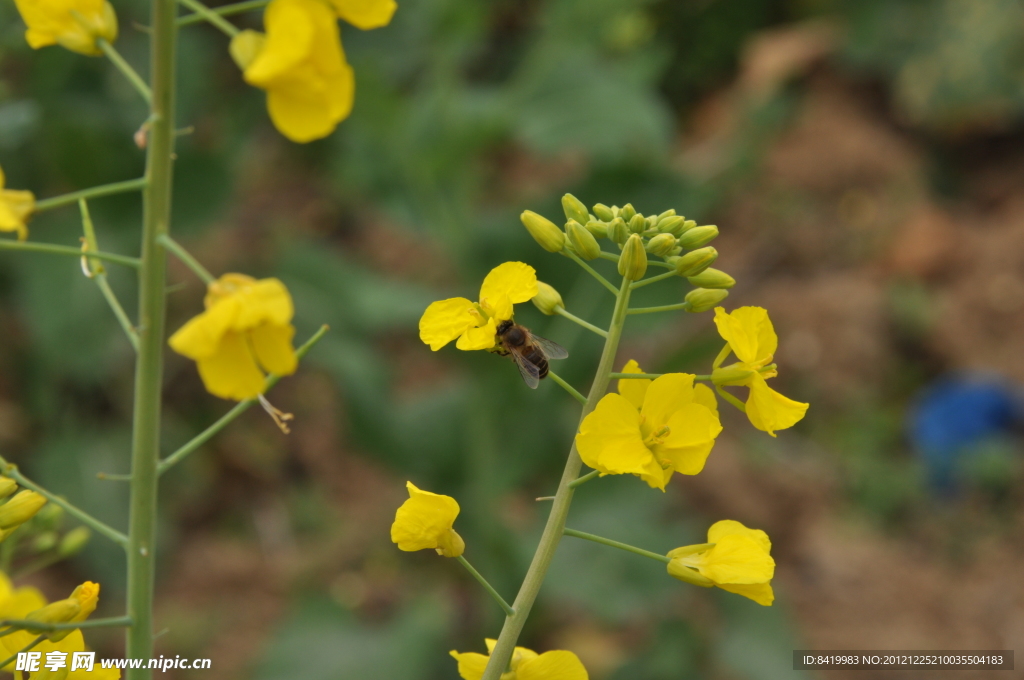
[[419, 262, 538, 352], [576, 361, 722, 490], [168, 274, 297, 401], [0, 166, 35, 241], [26, 581, 99, 641], [711, 307, 808, 436], [667, 520, 775, 606], [232, 0, 354, 143], [391, 482, 464, 558], [450, 639, 588, 680], [12, 0, 117, 56], [327, 0, 396, 28]]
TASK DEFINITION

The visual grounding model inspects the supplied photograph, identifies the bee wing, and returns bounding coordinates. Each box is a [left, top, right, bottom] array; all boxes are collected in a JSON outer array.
[[528, 333, 569, 360], [508, 347, 542, 389]]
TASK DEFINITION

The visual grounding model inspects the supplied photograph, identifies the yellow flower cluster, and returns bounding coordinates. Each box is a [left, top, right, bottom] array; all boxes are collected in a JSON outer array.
[[169, 273, 298, 401], [0, 574, 118, 678], [451, 639, 588, 680], [0, 166, 35, 242], [230, 0, 397, 143], [11, 0, 117, 56], [667, 520, 776, 606]]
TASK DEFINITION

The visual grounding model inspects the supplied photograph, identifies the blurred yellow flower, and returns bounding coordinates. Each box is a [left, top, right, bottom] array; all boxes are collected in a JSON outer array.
[[450, 639, 588, 680], [576, 363, 722, 490], [0, 490, 47, 531], [328, 0, 396, 29], [233, 0, 354, 143], [0, 166, 35, 241], [667, 520, 775, 606], [419, 262, 538, 352], [711, 306, 808, 436], [168, 274, 297, 401], [0, 574, 119, 678], [391, 481, 464, 557], [12, 0, 117, 56]]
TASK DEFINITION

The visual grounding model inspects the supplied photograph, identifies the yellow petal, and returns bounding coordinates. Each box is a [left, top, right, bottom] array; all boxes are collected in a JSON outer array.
[[244, 0, 315, 85], [653, 403, 722, 475], [264, 67, 354, 143], [390, 481, 461, 555], [249, 323, 298, 376], [717, 582, 775, 606], [455, 317, 497, 351], [713, 306, 777, 365], [169, 296, 241, 360], [692, 383, 718, 417], [745, 374, 808, 436], [617, 359, 650, 410], [638, 373, 696, 431], [233, 278, 294, 329], [697, 534, 775, 585], [478, 262, 538, 321], [518, 650, 590, 680], [12, 0, 117, 56], [707, 519, 771, 553], [195, 330, 267, 401], [449, 651, 489, 680], [0, 189, 35, 240], [577, 394, 660, 483], [419, 297, 478, 351], [327, 0, 396, 28]]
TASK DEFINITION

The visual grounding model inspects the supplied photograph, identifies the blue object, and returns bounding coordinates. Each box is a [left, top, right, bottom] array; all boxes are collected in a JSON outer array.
[[909, 375, 1020, 492]]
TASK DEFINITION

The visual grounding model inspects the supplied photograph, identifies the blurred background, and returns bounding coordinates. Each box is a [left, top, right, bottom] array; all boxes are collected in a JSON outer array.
[[1, 0, 1023, 678]]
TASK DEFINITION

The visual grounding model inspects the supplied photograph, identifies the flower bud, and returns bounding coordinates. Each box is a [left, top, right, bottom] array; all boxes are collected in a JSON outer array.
[[561, 194, 590, 226], [646, 233, 678, 257], [59, 526, 91, 558], [619, 203, 636, 221], [520, 210, 565, 252], [608, 217, 629, 245], [618, 234, 648, 281], [0, 477, 16, 500], [229, 30, 266, 70], [584, 220, 607, 238], [592, 203, 615, 222], [687, 267, 734, 289], [25, 599, 81, 629], [657, 209, 677, 222], [678, 225, 719, 249], [532, 282, 565, 315], [674, 247, 718, 277], [657, 215, 686, 236], [685, 288, 729, 313], [566, 220, 601, 260], [681, 219, 697, 232], [33, 532, 58, 553], [0, 490, 47, 530], [628, 213, 646, 234]]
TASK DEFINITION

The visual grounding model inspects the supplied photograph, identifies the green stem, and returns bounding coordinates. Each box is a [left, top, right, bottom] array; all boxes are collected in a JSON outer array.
[[627, 301, 692, 315], [34, 178, 148, 212], [80, 200, 140, 351], [456, 556, 514, 617], [546, 371, 586, 405], [0, 240, 140, 268], [0, 617, 134, 637], [157, 325, 328, 476], [566, 469, 599, 489], [481, 276, 633, 680], [562, 528, 670, 564], [156, 234, 215, 284], [97, 39, 152, 104], [125, 0, 177, 675], [553, 307, 607, 338], [177, 0, 269, 25], [176, 0, 240, 36], [715, 386, 747, 412], [630, 269, 679, 290], [0, 635, 46, 670], [0, 460, 128, 546], [598, 251, 672, 269], [564, 251, 618, 296]]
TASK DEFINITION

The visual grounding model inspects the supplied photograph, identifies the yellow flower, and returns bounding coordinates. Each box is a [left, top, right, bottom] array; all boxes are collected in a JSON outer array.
[[26, 581, 99, 641], [450, 639, 588, 680], [667, 520, 775, 606], [327, 0, 396, 29], [390, 481, 464, 558], [12, 0, 117, 56], [711, 306, 808, 436], [168, 273, 297, 401], [576, 361, 722, 490], [0, 166, 35, 241], [233, 0, 354, 143], [419, 262, 538, 352], [0, 574, 119, 678]]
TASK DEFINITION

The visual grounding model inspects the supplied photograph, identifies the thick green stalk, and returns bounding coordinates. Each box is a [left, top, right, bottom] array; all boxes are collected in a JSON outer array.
[[125, 0, 176, 675], [480, 276, 632, 680]]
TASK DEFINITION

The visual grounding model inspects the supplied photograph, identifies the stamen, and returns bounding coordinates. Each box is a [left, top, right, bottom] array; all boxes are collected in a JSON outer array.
[[258, 394, 294, 434]]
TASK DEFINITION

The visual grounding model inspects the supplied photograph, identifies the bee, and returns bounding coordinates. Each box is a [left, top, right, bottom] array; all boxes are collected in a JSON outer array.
[[493, 320, 568, 389]]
